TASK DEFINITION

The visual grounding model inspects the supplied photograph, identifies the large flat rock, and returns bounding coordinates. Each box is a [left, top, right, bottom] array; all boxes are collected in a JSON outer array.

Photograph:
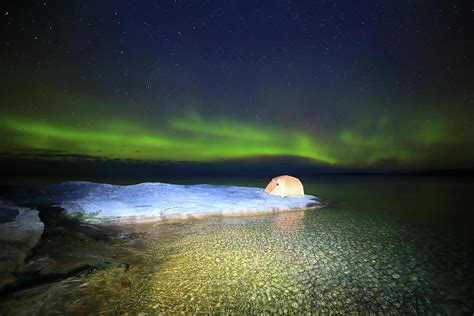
[[29, 181, 320, 222]]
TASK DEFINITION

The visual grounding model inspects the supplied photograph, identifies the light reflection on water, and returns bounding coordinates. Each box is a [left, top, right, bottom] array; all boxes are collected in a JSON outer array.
[[1, 176, 473, 314]]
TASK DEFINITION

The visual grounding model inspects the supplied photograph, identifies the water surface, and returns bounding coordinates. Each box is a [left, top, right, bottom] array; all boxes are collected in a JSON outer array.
[[1, 176, 473, 314]]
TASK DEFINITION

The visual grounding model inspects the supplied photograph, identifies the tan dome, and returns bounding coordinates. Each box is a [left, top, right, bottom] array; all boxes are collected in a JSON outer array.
[[264, 175, 304, 197]]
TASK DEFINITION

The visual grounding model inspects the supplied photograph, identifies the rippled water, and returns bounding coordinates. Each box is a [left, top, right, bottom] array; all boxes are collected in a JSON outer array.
[[1, 176, 473, 314]]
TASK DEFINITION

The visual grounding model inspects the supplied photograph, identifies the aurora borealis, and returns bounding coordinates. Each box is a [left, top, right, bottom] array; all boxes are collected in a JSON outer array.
[[1, 1, 473, 173], [1, 113, 335, 163]]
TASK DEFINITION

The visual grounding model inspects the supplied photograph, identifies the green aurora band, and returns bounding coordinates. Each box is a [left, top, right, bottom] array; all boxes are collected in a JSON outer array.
[[1, 115, 336, 164], [2, 109, 473, 168]]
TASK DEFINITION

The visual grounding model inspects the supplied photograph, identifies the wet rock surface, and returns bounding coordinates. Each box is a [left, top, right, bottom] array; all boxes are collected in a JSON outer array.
[[0, 202, 134, 302], [0, 208, 19, 224], [0, 201, 44, 289]]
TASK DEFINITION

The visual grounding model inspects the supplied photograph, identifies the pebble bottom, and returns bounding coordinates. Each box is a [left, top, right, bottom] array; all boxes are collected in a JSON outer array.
[[1, 206, 473, 314]]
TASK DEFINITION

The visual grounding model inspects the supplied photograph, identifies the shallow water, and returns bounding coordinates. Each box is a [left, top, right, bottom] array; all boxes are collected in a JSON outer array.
[[1, 176, 474, 313]]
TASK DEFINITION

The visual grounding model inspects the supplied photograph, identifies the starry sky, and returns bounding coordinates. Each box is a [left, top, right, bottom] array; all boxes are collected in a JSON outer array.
[[1, 0, 473, 174]]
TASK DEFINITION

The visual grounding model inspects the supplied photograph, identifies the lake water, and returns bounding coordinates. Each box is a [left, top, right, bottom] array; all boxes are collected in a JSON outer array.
[[1, 175, 473, 313]]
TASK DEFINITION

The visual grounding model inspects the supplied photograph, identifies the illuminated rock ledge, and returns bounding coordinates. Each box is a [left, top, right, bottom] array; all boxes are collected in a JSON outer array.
[[31, 181, 320, 224]]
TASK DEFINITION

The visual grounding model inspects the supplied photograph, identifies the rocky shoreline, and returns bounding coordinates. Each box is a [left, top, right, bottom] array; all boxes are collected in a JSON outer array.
[[0, 181, 320, 302], [0, 201, 44, 290], [0, 201, 129, 299]]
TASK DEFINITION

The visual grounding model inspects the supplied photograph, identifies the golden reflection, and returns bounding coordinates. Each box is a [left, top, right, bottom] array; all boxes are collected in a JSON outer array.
[[271, 211, 305, 231]]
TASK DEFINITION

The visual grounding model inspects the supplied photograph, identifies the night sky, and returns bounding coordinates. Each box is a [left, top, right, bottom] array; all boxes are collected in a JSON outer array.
[[1, 1, 473, 175]]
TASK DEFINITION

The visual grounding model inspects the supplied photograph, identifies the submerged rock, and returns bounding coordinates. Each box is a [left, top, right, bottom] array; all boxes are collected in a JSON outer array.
[[0, 208, 19, 224], [0, 202, 44, 289], [21, 181, 320, 224], [0, 200, 132, 298]]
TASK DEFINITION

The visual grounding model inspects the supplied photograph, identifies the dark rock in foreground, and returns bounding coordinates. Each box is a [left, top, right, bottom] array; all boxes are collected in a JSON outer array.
[[0, 201, 44, 289]]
